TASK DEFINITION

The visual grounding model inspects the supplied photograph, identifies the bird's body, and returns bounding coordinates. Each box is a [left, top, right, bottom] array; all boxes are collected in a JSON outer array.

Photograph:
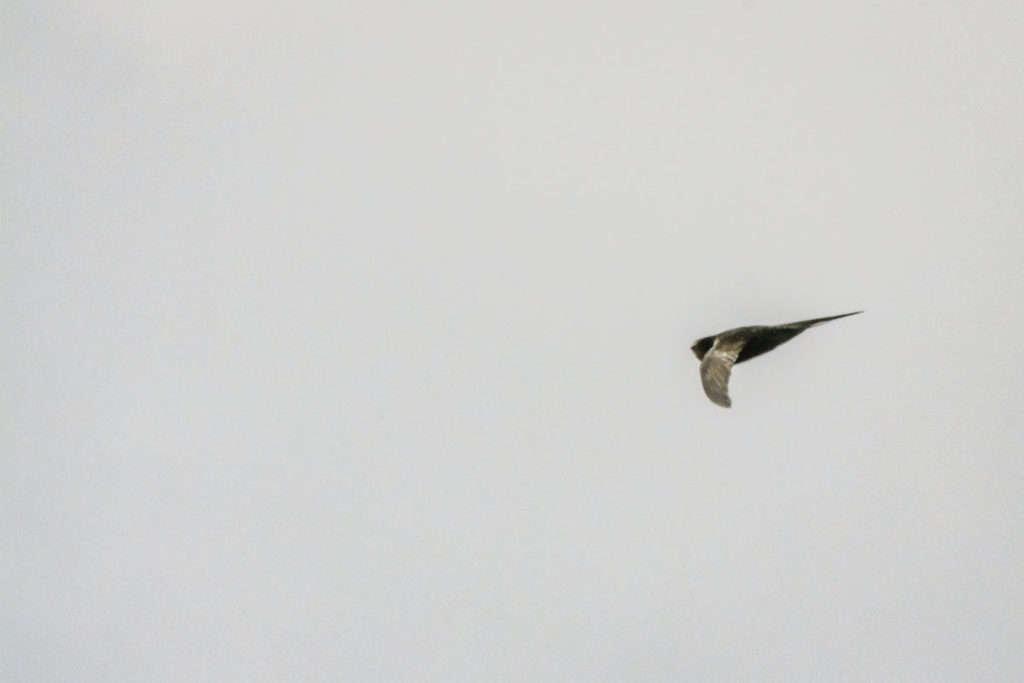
[[691, 311, 862, 408]]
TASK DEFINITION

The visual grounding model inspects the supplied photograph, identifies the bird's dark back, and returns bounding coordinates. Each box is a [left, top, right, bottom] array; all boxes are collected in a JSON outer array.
[[734, 326, 806, 364]]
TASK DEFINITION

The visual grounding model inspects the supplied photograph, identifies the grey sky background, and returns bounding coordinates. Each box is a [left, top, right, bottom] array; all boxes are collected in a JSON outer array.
[[4, 2, 1024, 680]]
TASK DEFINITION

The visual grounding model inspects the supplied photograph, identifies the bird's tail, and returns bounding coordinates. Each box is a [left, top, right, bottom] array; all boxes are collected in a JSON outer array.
[[780, 311, 863, 329]]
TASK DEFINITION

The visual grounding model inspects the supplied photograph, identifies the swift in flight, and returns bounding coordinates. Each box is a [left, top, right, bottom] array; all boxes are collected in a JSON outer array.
[[691, 311, 862, 408]]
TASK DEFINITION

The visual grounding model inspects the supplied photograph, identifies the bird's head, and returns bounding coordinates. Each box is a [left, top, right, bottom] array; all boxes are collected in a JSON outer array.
[[691, 336, 714, 361]]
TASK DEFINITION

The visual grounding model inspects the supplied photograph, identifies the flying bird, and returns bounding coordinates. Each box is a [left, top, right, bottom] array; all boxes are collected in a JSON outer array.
[[691, 311, 862, 408]]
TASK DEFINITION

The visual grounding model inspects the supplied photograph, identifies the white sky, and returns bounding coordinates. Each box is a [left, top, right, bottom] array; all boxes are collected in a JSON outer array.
[[5, 2, 1024, 680]]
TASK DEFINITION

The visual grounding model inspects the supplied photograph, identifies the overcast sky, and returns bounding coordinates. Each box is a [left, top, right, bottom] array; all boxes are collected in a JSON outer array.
[[5, 2, 1024, 681]]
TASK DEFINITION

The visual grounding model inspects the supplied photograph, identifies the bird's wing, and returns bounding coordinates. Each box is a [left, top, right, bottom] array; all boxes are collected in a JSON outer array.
[[699, 340, 743, 408], [777, 311, 863, 330]]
